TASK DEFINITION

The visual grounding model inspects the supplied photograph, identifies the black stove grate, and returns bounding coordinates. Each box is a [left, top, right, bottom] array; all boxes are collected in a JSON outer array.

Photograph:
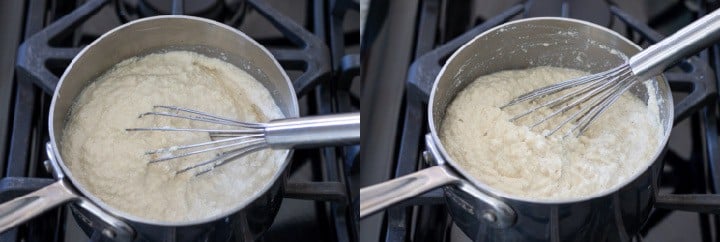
[[308, 0, 359, 240], [2, 0, 356, 241], [381, 1, 719, 241], [15, 0, 332, 96]]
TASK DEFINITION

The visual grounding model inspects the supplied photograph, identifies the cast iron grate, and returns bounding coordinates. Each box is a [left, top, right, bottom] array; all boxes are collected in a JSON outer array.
[[2, 0, 355, 241], [312, 0, 360, 241], [385, 1, 719, 241], [16, 0, 331, 96]]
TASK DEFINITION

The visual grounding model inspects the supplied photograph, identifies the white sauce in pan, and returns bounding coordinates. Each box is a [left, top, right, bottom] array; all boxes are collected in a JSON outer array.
[[440, 66, 662, 200], [61, 51, 286, 222]]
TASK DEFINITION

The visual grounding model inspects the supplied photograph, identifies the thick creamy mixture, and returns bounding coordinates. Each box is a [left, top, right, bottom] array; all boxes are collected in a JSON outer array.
[[61, 51, 286, 221], [439, 66, 662, 200]]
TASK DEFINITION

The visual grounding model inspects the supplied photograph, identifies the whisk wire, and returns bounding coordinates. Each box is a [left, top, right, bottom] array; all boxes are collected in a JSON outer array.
[[142, 105, 266, 128], [125, 105, 273, 175], [148, 138, 256, 163], [177, 140, 268, 175], [502, 64, 641, 137], [552, 75, 631, 137], [530, 68, 632, 132], [127, 105, 359, 175], [146, 135, 265, 163], [126, 127, 263, 134], [500, 65, 625, 109], [138, 111, 241, 126], [507, 76, 608, 122], [526, 73, 623, 129], [573, 76, 639, 136], [145, 135, 263, 155]]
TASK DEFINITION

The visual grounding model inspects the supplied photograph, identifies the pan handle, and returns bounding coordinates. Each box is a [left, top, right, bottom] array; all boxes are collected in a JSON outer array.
[[360, 165, 462, 218], [43, 142, 134, 241], [72, 198, 135, 242], [0, 180, 78, 233]]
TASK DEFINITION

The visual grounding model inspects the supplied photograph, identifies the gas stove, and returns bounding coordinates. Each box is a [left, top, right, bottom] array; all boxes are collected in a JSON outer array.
[[361, 0, 718, 241], [0, 0, 359, 241]]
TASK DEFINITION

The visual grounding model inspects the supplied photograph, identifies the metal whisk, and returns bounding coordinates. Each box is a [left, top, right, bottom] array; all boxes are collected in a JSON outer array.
[[126, 106, 360, 175], [501, 9, 720, 137]]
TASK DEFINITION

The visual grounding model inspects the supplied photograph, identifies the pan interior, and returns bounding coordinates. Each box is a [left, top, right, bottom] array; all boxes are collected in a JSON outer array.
[[49, 16, 298, 225], [429, 17, 673, 203]]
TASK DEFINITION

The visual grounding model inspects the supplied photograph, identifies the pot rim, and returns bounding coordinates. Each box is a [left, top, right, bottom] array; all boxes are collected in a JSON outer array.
[[427, 17, 674, 204], [48, 15, 298, 226]]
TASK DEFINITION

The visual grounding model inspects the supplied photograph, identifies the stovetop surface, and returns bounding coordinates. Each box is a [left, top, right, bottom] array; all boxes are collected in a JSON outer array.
[[5, 0, 720, 241], [360, 0, 719, 241], [0, 0, 359, 241]]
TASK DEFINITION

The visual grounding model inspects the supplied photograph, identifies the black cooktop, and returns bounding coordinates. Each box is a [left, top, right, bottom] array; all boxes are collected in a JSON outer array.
[[4, 0, 720, 242], [361, 0, 718, 241], [0, 0, 359, 241]]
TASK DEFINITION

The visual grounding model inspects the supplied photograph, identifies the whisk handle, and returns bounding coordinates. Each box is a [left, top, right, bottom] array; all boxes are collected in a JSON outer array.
[[265, 112, 360, 148], [630, 9, 720, 79]]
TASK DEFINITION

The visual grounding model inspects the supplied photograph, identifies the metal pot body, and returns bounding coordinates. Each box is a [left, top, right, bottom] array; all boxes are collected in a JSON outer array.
[[43, 16, 299, 241], [50, 144, 288, 242], [442, 154, 662, 241], [427, 18, 674, 241]]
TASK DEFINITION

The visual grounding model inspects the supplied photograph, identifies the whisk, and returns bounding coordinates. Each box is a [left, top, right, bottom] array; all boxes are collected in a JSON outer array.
[[501, 9, 720, 137], [126, 106, 360, 175]]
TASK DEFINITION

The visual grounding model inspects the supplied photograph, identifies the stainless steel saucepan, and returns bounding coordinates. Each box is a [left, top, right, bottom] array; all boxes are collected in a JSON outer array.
[[0, 16, 358, 242], [361, 17, 677, 241]]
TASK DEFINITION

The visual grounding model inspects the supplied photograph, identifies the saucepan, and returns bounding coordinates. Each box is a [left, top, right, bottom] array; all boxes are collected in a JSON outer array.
[[361, 17, 677, 241], [0, 16, 359, 241]]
